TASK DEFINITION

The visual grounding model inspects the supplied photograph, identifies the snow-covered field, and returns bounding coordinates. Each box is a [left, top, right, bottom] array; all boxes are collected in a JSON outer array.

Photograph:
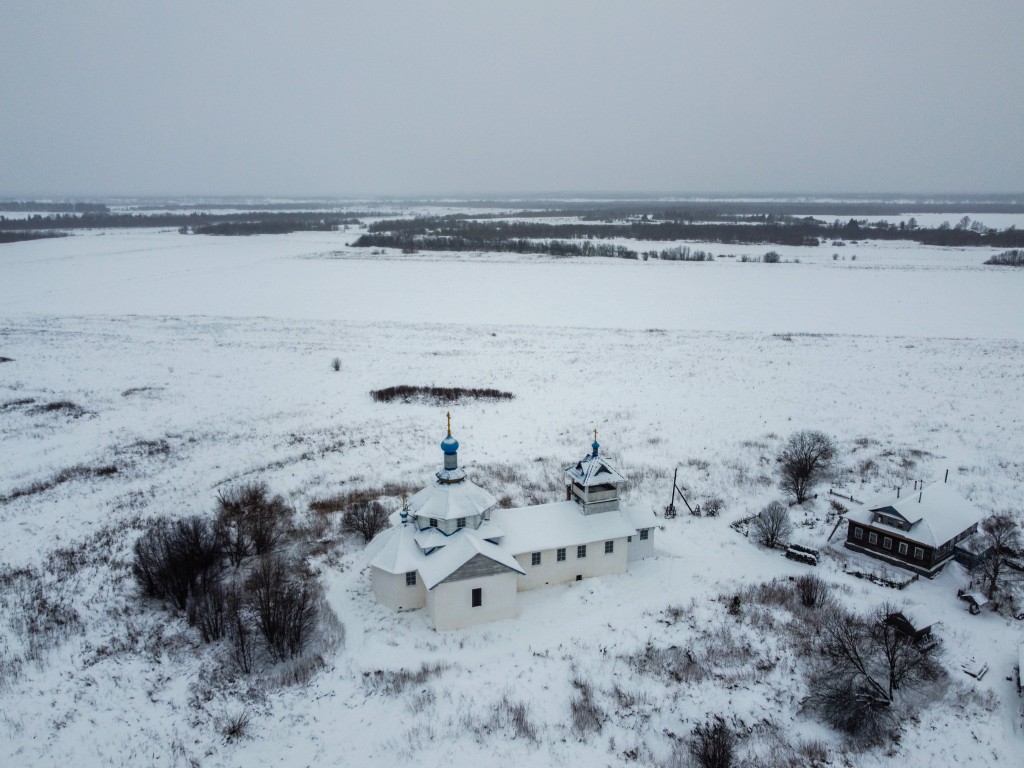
[[1, 224, 1023, 766]]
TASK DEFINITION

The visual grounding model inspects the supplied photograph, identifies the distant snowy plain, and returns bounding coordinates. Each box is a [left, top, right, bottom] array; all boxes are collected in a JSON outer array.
[[1, 223, 1022, 766]]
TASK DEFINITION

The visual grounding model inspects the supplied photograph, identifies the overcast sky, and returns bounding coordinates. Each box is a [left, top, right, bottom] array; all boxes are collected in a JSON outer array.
[[2, 1, 1022, 198]]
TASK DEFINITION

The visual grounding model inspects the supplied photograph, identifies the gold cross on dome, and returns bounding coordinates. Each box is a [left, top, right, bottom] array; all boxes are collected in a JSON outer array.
[[447, 411, 452, 436], [593, 428, 598, 442]]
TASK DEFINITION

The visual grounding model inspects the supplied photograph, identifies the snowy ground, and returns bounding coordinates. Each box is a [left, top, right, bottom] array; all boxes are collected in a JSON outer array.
[[1, 223, 1023, 766]]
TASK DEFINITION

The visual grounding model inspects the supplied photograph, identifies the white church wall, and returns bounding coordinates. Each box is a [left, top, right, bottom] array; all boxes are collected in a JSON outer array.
[[627, 531, 655, 561], [426, 572, 518, 631], [512, 536, 629, 590], [371, 566, 426, 611]]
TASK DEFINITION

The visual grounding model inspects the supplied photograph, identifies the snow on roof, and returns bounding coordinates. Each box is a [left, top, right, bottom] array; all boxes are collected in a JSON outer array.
[[408, 475, 498, 522], [491, 500, 638, 555], [843, 481, 981, 547], [896, 603, 942, 631], [413, 520, 505, 550], [621, 504, 658, 531], [367, 523, 426, 575], [564, 453, 627, 487], [417, 530, 525, 590]]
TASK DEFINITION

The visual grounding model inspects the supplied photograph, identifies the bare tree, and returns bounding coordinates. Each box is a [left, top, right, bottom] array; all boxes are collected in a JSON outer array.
[[809, 605, 941, 744], [976, 512, 1022, 600], [227, 585, 255, 674], [341, 500, 390, 543], [216, 481, 290, 559], [247, 556, 321, 661], [778, 430, 836, 503], [753, 500, 793, 549], [133, 515, 224, 610], [689, 717, 736, 768], [794, 573, 831, 609]]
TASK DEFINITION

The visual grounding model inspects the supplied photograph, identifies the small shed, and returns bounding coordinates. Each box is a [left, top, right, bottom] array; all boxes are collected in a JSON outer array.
[[960, 592, 990, 614], [885, 605, 941, 643]]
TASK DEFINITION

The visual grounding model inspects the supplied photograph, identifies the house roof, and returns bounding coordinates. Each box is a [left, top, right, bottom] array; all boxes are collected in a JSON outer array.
[[416, 530, 525, 590], [565, 453, 627, 488], [891, 603, 941, 632], [367, 523, 426, 575], [844, 481, 981, 547], [621, 504, 659, 531], [491, 500, 638, 555], [408, 474, 498, 522], [413, 520, 505, 550]]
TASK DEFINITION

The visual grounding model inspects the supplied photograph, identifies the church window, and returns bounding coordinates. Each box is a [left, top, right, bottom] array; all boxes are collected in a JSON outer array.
[[531, 552, 541, 566], [639, 529, 649, 541], [471, 587, 482, 607], [429, 518, 438, 528], [457, 518, 466, 529], [556, 548, 566, 562], [405, 571, 416, 586], [628, 536, 632, 542], [604, 540, 614, 554], [577, 545, 587, 559]]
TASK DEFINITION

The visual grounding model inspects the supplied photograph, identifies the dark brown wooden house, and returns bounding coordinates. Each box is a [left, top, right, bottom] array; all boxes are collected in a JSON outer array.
[[843, 481, 981, 576]]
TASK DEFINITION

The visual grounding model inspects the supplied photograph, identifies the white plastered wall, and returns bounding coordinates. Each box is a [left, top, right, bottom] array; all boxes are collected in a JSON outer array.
[[426, 571, 519, 630], [513, 536, 629, 590], [371, 566, 426, 611]]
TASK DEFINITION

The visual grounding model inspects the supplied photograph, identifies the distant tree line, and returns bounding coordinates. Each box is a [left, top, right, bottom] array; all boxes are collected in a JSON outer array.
[[354, 231, 640, 259], [0, 211, 362, 232], [188, 219, 341, 236], [359, 216, 1024, 249], [0, 231, 68, 244], [0, 201, 109, 213]]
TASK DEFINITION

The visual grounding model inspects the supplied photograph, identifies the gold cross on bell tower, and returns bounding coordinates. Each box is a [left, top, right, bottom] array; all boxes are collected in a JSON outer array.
[[446, 411, 452, 437]]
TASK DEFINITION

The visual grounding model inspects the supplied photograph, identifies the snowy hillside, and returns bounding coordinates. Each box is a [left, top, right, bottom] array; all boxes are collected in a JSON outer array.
[[1, 222, 1022, 766]]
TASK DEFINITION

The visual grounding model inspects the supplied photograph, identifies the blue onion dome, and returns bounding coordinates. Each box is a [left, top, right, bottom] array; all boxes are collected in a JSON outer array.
[[591, 439, 600, 456], [441, 434, 460, 455]]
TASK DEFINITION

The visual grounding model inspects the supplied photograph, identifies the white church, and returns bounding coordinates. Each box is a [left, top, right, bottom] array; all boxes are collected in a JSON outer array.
[[366, 416, 657, 630]]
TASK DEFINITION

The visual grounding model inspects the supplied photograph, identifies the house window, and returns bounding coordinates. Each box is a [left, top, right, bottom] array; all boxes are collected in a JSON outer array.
[[883, 537, 892, 550], [471, 587, 482, 607], [531, 552, 541, 566], [577, 545, 587, 559], [557, 548, 566, 562], [628, 536, 633, 542], [429, 518, 438, 528], [604, 540, 614, 554], [868, 532, 878, 545], [854, 527, 863, 540], [405, 571, 416, 586], [898, 542, 908, 555], [639, 529, 649, 541], [914, 547, 924, 560], [457, 518, 466, 529]]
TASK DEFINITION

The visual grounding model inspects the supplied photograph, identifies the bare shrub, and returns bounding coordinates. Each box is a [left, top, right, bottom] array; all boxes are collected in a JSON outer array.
[[309, 481, 417, 515], [702, 496, 724, 517], [221, 708, 251, 743], [216, 482, 290, 558], [493, 695, 538, 741], [132, 516, 223, 610], [341, 500, 390, 543], [762, 250, 781, 264], [689, 716, 736, 768], [369, 385, 515, 404], [984, 248, 1024, 266], [794, 574, 831, 609], [331, 357, 341, 372], [227, 587, 255, 674], [569, 674, 603, 738], [778, 430, 836, 503], [186, 577, 229, 643], [246, 557, 321, 661], [753, 501, 793, 549], [362, 662, 446, 695]]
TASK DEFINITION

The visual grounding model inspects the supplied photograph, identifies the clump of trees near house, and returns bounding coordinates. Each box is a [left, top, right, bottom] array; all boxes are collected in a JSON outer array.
[[132, 481, 339, 676], [984, 248, 1024, 266], [975, 512, 1023, 602]]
